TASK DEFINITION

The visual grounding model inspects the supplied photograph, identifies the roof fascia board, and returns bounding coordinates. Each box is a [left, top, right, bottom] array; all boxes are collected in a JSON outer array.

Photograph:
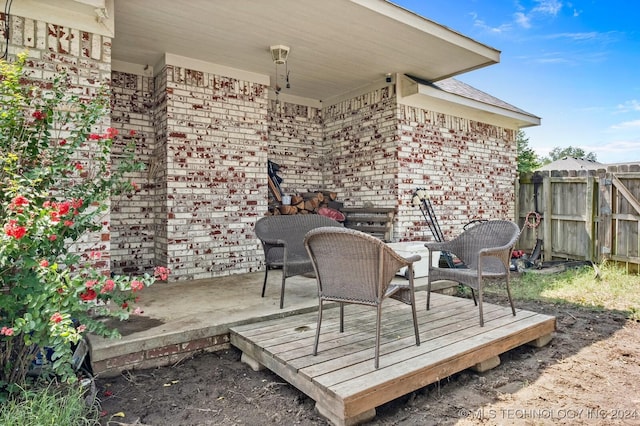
[[398, 75, 540, 129], [8, 0, 114, 37], [351, 0, 500, 64]]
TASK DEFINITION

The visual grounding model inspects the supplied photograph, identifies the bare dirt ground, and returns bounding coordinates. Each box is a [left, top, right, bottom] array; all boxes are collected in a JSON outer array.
[[96, 293, 640, 426]]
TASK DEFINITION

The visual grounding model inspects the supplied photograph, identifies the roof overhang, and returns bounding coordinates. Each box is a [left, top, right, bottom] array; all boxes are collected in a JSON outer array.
[[398, 75, 541, 130], [107, 0, 499, 103], [12, 0, 511, 107]]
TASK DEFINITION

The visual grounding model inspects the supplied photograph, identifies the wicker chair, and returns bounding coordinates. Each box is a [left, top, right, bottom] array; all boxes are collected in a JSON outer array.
[[425, 220, 521, 326], [304, 227, 421, 369], [255, 215, 342, 309]]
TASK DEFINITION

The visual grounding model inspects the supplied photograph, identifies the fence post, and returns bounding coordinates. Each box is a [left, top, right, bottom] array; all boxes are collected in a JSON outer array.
[[585, 176, 595, 262], [598, 174, 613, 263], [543, 174, 552, 261]]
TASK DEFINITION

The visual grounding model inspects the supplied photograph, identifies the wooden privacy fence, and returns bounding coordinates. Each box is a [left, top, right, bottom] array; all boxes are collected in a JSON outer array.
[[517, 166, 640, 270]]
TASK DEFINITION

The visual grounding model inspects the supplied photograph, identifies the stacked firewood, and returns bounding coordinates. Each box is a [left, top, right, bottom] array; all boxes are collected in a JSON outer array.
[[269, 191, 339, 215]]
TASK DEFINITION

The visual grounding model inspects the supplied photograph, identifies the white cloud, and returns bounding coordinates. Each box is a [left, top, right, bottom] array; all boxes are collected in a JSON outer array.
[[583, 139, 640, 161], [535, 56, 572, 64], [544, 32, 599, 41], [514, 12, 531, 28], [473, 18, 512, 34], [610, 119, 640, 130], [616, 100, 640, 113], [532, 0, 563, 16], [475, 0, 564, 35]]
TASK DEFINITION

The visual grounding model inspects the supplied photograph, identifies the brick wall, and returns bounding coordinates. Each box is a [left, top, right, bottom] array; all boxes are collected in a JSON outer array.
[[323, 86, 399, 207], [111, 82, 518, 276], [396, 105, 517, 241], [320, 85, 516, 243], [110, 71, 156, 275], [267, 100, 324, 195], [161, 65, 268, 280]]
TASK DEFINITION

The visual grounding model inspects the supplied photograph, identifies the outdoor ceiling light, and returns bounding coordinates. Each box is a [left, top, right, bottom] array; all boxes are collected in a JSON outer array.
[[270, 45, 291, 100], [270, 45, 290, 64]]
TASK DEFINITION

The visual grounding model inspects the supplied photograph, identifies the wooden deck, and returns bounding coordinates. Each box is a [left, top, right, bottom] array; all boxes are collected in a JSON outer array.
[[230, 291, 556, 426]]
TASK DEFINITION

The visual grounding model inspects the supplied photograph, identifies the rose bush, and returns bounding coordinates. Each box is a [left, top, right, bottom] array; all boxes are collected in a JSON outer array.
[[0, 53, 167, 399]]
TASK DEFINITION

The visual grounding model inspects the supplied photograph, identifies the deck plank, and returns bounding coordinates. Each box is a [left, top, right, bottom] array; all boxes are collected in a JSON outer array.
[[230, 291, 556, 425]]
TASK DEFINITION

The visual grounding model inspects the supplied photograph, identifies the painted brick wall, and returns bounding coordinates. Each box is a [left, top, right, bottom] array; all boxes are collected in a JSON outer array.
[[152, 69, 170, 273], [323, 86, 399, 207], [162, 65, 268, 280], [1, 12, 113, 269], [396, 105, 517, 241], [110, 72, 156, 275], [97, 63, 517, 278], [267, 100, 324, 195]]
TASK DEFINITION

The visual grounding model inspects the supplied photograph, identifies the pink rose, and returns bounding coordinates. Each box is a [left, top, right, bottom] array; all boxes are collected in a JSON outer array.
[[50, 312, 63, 323]]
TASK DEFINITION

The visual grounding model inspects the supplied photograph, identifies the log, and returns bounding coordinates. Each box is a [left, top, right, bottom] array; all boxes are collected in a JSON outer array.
[[301, 192, 323, 202], [278, 205, 298, 215], [265, 189, 340, 216], [304, 198, 320, 212], [321, 191, 338, 201]]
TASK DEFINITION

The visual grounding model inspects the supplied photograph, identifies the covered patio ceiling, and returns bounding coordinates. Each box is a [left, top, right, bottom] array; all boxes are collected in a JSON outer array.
[[111, 0, 501, 103]]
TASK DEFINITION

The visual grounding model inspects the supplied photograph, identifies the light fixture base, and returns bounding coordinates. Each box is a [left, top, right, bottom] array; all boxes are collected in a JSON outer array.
[[270, 45, 290, 64]]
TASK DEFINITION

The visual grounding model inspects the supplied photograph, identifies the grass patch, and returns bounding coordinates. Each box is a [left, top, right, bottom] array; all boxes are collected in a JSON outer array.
[[484, 262, 640, 320], [0, 382, 99, 426]]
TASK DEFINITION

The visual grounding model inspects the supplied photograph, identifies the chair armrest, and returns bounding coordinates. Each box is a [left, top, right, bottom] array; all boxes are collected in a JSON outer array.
[[478, 244, 515, 270], [401, 254, 421, 264], [479, 244, 512, 257], [478, 227, 520, 259], [259, 238, 286, 247], [424, 241, 454, 252]]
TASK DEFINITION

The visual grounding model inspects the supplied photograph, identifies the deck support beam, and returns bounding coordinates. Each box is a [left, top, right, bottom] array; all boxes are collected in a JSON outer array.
[[240, 352, 265, 371], [471, 355, 501, 373], [527, 333, 553, 348]]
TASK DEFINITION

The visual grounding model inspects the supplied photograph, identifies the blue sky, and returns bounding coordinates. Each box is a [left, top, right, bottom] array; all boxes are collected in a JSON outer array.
[[393, 0, 640, 164]]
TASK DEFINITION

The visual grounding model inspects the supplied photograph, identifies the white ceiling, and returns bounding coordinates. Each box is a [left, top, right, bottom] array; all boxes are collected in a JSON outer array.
[[111, 0, 500, 102]]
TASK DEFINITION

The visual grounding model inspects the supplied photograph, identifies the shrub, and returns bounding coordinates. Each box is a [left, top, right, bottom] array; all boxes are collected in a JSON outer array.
[[0, 52, 168, 398]]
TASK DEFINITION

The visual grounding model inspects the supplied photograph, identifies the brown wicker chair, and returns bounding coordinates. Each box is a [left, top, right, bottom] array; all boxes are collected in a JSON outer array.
[[255, 215, 342, 309], [304, 227, 421, 369], [425, 220, 521, 326]]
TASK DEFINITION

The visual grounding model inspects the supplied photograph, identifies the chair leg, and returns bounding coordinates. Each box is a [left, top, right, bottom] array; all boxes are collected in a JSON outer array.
[[313, 300, 324, 356], [375, 304, 382, 369], [279, 272, 286, 309], [426, 279, 432, 310], [478, 286, 484, 327], [411, 295, 420, 346], [261, 268, 269, 297], [470, 288, 478, 306], [506, 276, 516, 316], [339, 303, 344, 333], [409, 272, 420, 346]]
